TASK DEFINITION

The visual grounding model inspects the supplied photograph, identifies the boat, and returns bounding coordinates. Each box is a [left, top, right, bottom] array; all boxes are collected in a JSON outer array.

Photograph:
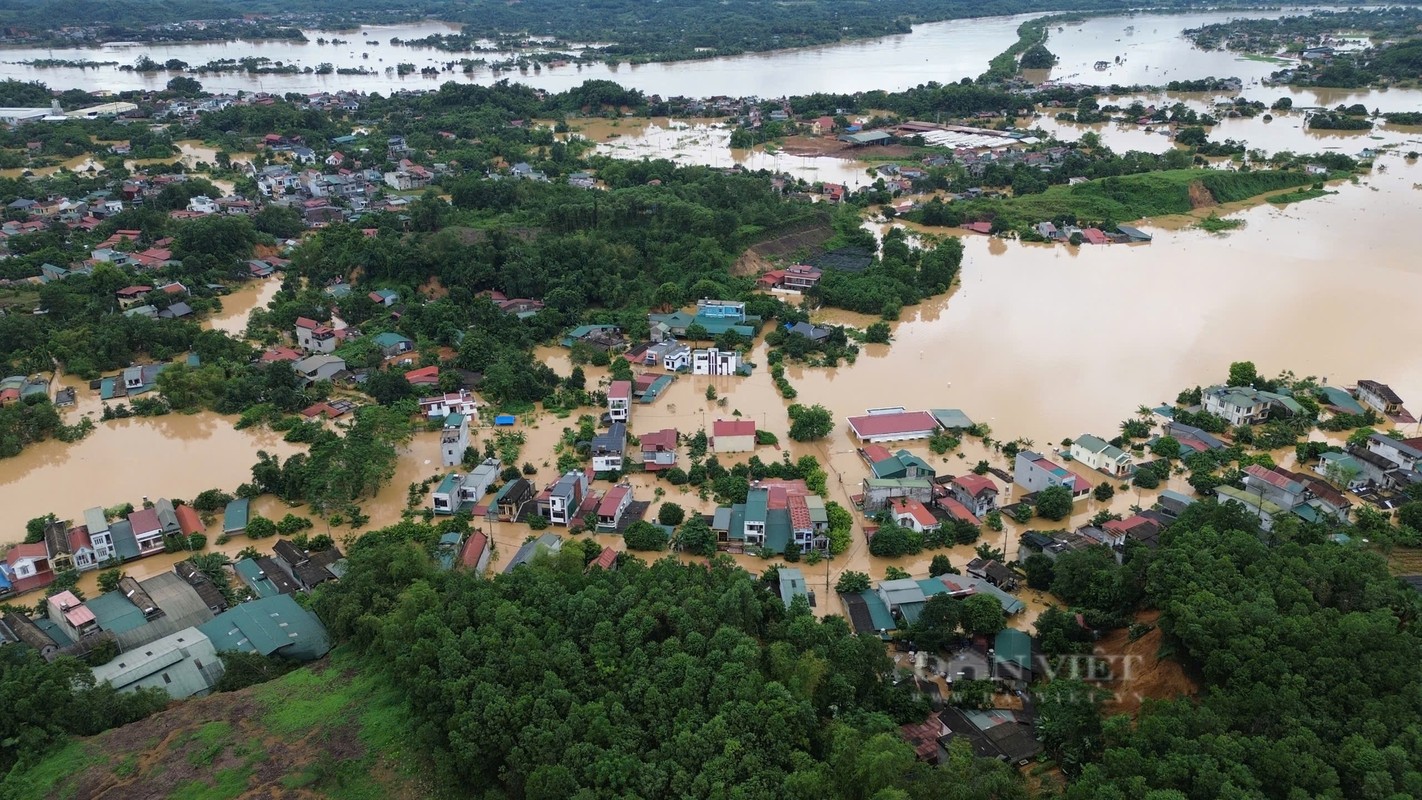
[[1094, 61, 1111, 70]]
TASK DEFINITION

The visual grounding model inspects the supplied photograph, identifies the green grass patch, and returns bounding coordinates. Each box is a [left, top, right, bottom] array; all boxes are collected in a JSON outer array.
[[255, 666, 360, 735], [3, 741, 93, 800], [169, 767, 252, 800], [947, 169, 1316, 229], [1238, 53, 1292, 64], [1197, 214, 1245, 232], [186, 721, 233, 767], [1269, 186, 1337, 204]]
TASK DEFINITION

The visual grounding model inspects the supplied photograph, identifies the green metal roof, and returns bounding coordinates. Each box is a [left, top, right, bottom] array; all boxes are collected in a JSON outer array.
[[930, 408, 975, 430], [994, 628, 1032, 670], [1317, 386, 1365, 414], [778, 568, 808, 608], [444, 412, 465, 428], [764, 508, 790, 553], [197, 595, 330, 662], [372, 331, 413, 348], [435, 473, 461, 495], [855, 590, 897, 631], [86, 591, 147, 635], [744, 488, 769, 524], [233, 558, 280, 599], [727, 504, 746, 541]]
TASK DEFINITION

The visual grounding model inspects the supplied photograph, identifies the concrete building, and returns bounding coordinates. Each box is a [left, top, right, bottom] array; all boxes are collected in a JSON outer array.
[[440, 412, 470, 467], [1013, 451, 1088, 499], [1069, 434, 1133, 478], [712, 419, 757, 453], [607, 380, 631, 422], [90, 627, 223, 700]]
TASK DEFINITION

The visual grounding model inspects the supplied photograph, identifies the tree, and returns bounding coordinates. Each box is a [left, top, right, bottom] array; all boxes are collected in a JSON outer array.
[[929, 554, 955, 577], [623, 520, 669, 551], [909, 594, 961, 652], [1035, 485, 1073, 521], [1050, 546, 1126, 613], [1227, 360, 1258, 387], [1092, 482, 1115, 502], [97, 568, 124, 593], [166, 76, 202, 95], [787, 403, 833, 442], [1022, 553, 1055, 590], [608, 357, 633, 382], [365, 370, 414, 405], [835, 570, 871, 593], [958, 593, 1006, 637], [1019, 42, 1057, 69], [1150, 435, 1180, 459], [674, 516, 717, 556], [657, 502, 685, 526], [1035, 679, 1109, 777], [864, 322, 891, 343], [868, 521, 922, 557]]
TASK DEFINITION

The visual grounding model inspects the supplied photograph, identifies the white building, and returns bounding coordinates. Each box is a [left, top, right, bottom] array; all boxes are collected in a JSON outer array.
[[1202, 386, 1269, 426], [1068, 434, 1133, 477], [692, 347, 741, 376], [440, 412, 470, 467]]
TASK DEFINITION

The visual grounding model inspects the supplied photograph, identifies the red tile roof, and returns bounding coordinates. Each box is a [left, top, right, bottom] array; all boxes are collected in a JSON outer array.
[[1081, 228, 1109, 245], [404, 365, 439, 385], [847, 411, 938, 439], [1244, 464, 1301, 492], [788, 493, 812, 529], [713, 419, 756, 438], [175, 505, 204, 536], [608, 380, 632, 400], [295, 316, 320, 330], [890, 497, 938, 528], [261, 346, 303, 363], [67, 526, 92, 553], [128, 507, 161, 534], [597, 485, 630, 516], [963, 221, 993, 234], [951, 474, 998, 498], [459, 531, 488, 569], [935, 497, 980, 525], [6, 542, 49, 565], [640, 428, 677, 451], [862, 444, 894, 464], [589, 546, 618, 571]]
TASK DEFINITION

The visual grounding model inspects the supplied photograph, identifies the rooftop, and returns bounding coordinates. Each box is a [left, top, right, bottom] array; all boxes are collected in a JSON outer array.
[[847, 410, 939, 439]]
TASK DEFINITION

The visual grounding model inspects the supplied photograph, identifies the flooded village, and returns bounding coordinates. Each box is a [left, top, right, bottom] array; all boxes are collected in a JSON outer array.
[[0, 6, 1421, 793]]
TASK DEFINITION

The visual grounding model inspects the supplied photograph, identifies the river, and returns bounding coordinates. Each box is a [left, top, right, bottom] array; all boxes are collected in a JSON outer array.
[[0, 8, 1392, 103]]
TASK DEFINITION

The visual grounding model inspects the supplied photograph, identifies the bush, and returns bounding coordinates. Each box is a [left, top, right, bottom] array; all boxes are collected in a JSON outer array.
[[1093, 482, 1115, 502], [657, 503, 686, 526], [755, 429, 779, 446], [245, 516, 277, 539], [528, 515, 550, 531], [187, 534, 207, 550], [835, 570, 871, 593], [662, 466, 689, 485], [97, 568, 124, 593], [787, 403, 833, 441], [276, 513, 313, 535]]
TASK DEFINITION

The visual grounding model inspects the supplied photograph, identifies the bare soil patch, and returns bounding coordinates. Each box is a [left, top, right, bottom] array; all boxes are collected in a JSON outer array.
[[1096, 610, 1199, 717]]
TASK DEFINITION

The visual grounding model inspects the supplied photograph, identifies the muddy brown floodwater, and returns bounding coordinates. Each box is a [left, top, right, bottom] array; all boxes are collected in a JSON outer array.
[[203, 277, 280, 337]]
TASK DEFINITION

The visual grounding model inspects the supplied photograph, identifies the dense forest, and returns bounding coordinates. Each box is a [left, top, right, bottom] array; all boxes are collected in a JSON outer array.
[[308, 523, 1030, 799]]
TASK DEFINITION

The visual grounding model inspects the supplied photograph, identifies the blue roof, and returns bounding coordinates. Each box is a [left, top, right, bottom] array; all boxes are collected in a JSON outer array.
[[494, 414, 517, 426], [372, 331, 413, 348]]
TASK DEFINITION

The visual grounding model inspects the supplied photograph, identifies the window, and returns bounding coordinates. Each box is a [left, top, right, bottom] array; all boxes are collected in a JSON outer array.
[[162, 673, 171, 684], [193, 659, 202, 670]]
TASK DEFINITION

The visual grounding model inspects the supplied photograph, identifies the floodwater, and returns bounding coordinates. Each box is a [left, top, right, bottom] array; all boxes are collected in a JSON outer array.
[[0, 9, 1345, 98], [203, 278, 280, 337], [1024, 96, 1422, 156], [565, 118, 875, 186], [0, 406, 303, 544], [1039, 9, 1302, 87]]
